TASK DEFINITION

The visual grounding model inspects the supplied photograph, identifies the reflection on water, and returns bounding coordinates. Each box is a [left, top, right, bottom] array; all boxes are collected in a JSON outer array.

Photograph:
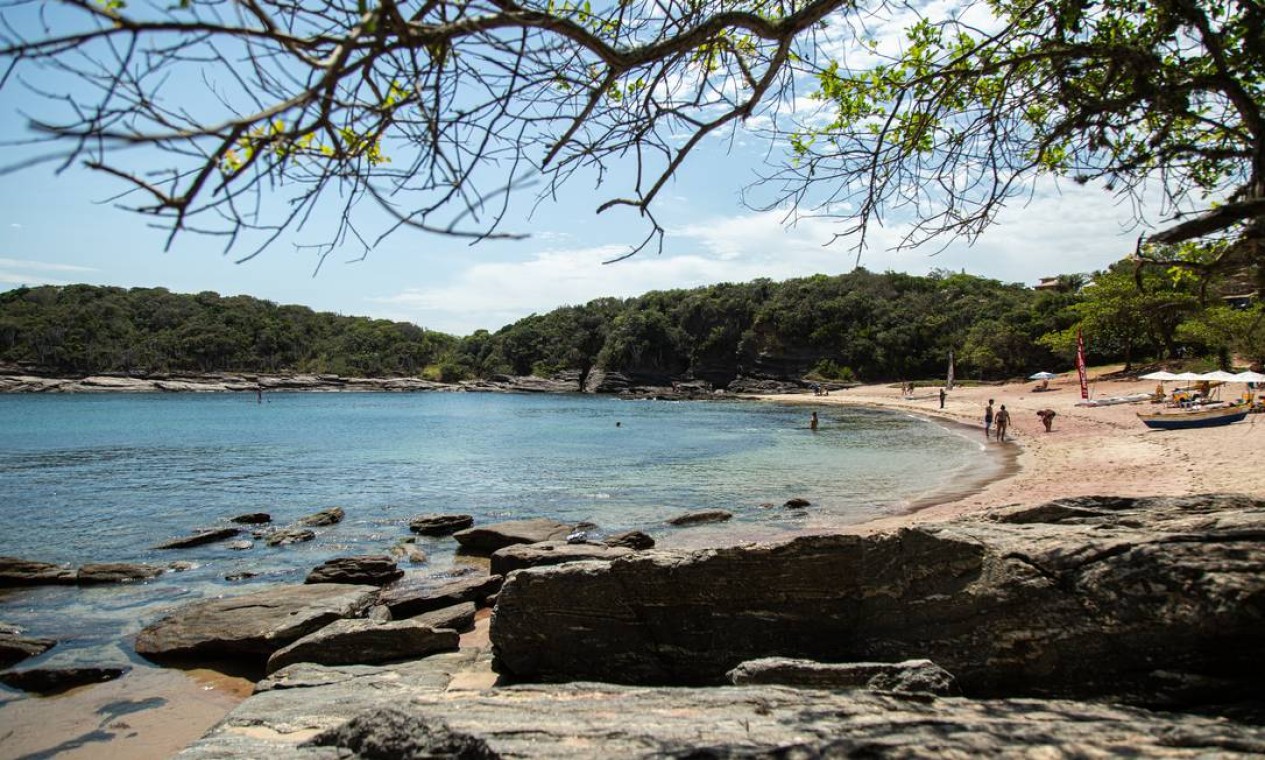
[[0, 392, 995, 675]]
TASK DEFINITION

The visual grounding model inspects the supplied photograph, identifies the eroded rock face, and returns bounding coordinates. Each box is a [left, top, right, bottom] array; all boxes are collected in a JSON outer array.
[[453, 519, 573, 555], [265, 619, 460, 674], [491, 494, 1265, 708], [489, 542, 632, 577], [134, 583, 378, 662], [602, 531, 655, 550]]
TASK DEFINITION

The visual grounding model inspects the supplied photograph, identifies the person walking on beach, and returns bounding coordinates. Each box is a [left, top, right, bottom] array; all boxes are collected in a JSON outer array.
[[810, 411, 819, 431], [994, 404, 1011, 442], [939, 387, 946, 409], [984, 399, 995, 439]]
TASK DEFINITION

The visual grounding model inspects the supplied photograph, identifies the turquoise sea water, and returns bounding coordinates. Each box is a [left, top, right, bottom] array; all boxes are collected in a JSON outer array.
[[0, 392, 992, 675]]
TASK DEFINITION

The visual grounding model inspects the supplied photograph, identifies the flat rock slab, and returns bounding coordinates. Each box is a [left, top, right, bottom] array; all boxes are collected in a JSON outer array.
[[0, 556, 75, 586], [135, 583, 378, 662], [377, 575, 504, 619], [76, 562, 164, 584], [728, 657, 958, 695], [408, 602, 477, 632], [0, 666, 129, 694], [410, 514, 475, 536], [264, 528, 316, 546], [231, 513, 272, 524], [490, 541, 632, 576], [178, 663, 1265, 759], [602, 530, 655, 550], [266, 618, 460, 674], [153, 528, 241, 550], [453, 519, 573, 554]]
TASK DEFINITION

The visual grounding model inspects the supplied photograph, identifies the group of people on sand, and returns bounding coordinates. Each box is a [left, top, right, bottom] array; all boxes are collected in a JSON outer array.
[[983, 398, 1012, 441]]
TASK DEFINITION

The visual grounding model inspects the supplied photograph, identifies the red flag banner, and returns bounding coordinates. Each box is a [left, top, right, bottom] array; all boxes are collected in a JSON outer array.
[[1076, 329, 1089, 399]]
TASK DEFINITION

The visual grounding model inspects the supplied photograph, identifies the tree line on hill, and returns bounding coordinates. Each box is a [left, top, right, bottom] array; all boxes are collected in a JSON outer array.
[[2, 260, 1262, 388]]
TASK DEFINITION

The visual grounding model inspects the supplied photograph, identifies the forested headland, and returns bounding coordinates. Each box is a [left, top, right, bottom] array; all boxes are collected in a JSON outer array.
[[2, 259, 1261, 390]]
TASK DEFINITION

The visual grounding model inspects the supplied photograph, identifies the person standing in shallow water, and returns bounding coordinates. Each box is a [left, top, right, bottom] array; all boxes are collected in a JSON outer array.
[[994, 404, 1011, 442], [810, 412, 819, 431], [939, 387, 946, 409], [984, 399, 995, 439]]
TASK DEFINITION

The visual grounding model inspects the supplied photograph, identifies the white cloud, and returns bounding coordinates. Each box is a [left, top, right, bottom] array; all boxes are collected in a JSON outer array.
[[0, 257, 97, 273], [0, 257, 98, 288], [367, 176, 1144, 335]]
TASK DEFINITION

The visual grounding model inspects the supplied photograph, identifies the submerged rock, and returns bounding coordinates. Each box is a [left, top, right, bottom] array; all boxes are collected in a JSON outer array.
[[153, 528, 241, 550], [452, 519, 572, 555], [0, 665, 129, 694], [134, 583, 377, 662], [264, 527, 316, 546], [295, 507, 345, 527], [230, 512, 272, 525], [665, 509, 732, 526]]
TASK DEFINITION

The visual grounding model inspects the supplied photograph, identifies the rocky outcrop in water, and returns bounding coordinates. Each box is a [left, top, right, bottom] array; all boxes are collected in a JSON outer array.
[[665, 509, 732, 526], [305, 555, 403, 586], [0, 624, 55, 667], [452, 519, 573, 554], [0, 557, 163, 586], [295, 507, 345, 527], [491, 494, 1265, 712], [0, 665, 129, 694], [409, 514, 475, 536], [134, 583, 378, 663], [153, 528, 241, 550]]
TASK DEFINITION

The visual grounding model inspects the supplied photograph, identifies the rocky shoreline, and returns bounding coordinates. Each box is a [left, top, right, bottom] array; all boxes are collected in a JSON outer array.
[[0, 365, 852, 397], [5, 493, 1264, 756]]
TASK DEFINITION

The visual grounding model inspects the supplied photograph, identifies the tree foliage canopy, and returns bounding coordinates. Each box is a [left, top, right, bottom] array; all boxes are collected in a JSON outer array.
[[3, 0, 1260, 260]]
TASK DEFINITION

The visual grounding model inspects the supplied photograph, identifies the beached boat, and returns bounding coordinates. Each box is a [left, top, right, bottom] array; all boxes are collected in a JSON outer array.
[[1137, 404, 1249, 430]]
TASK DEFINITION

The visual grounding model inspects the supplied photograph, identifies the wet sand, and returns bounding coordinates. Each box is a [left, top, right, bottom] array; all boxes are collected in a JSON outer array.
[[0, 665, 250, 760]]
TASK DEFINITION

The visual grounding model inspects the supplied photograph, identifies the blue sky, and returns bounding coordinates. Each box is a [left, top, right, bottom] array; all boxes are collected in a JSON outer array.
[[0, 2, 1155, 337]]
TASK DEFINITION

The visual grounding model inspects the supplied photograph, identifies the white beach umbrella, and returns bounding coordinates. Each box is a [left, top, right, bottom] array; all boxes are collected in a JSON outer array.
[[1172, 372, 1203, 381], [1028, 371, 1058, 380], [1233, 371, 1265, 383], [1199, 370, 1240, 381], [1139, 371, 1179, 380]]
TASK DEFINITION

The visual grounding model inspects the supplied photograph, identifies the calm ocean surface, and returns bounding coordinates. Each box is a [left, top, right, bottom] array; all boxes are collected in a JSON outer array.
[[0, 392, 992, 673]]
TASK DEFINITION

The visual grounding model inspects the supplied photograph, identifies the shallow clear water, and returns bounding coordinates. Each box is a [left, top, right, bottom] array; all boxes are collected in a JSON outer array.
[[0, 392, 992, 673]]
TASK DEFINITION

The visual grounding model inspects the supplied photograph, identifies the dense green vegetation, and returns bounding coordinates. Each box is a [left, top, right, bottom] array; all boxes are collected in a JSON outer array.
[[3, 259, 1261, 388]]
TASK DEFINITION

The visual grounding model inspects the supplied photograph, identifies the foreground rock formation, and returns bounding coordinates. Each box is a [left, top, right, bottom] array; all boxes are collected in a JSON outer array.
[[178, 659, 1265, 758], [492, 494, 1265, 711]]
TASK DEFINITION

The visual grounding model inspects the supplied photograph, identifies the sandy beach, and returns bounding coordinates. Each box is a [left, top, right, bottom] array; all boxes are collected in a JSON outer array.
[[5, 372, 1263, 758], [759, 369, 1265, 533]]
